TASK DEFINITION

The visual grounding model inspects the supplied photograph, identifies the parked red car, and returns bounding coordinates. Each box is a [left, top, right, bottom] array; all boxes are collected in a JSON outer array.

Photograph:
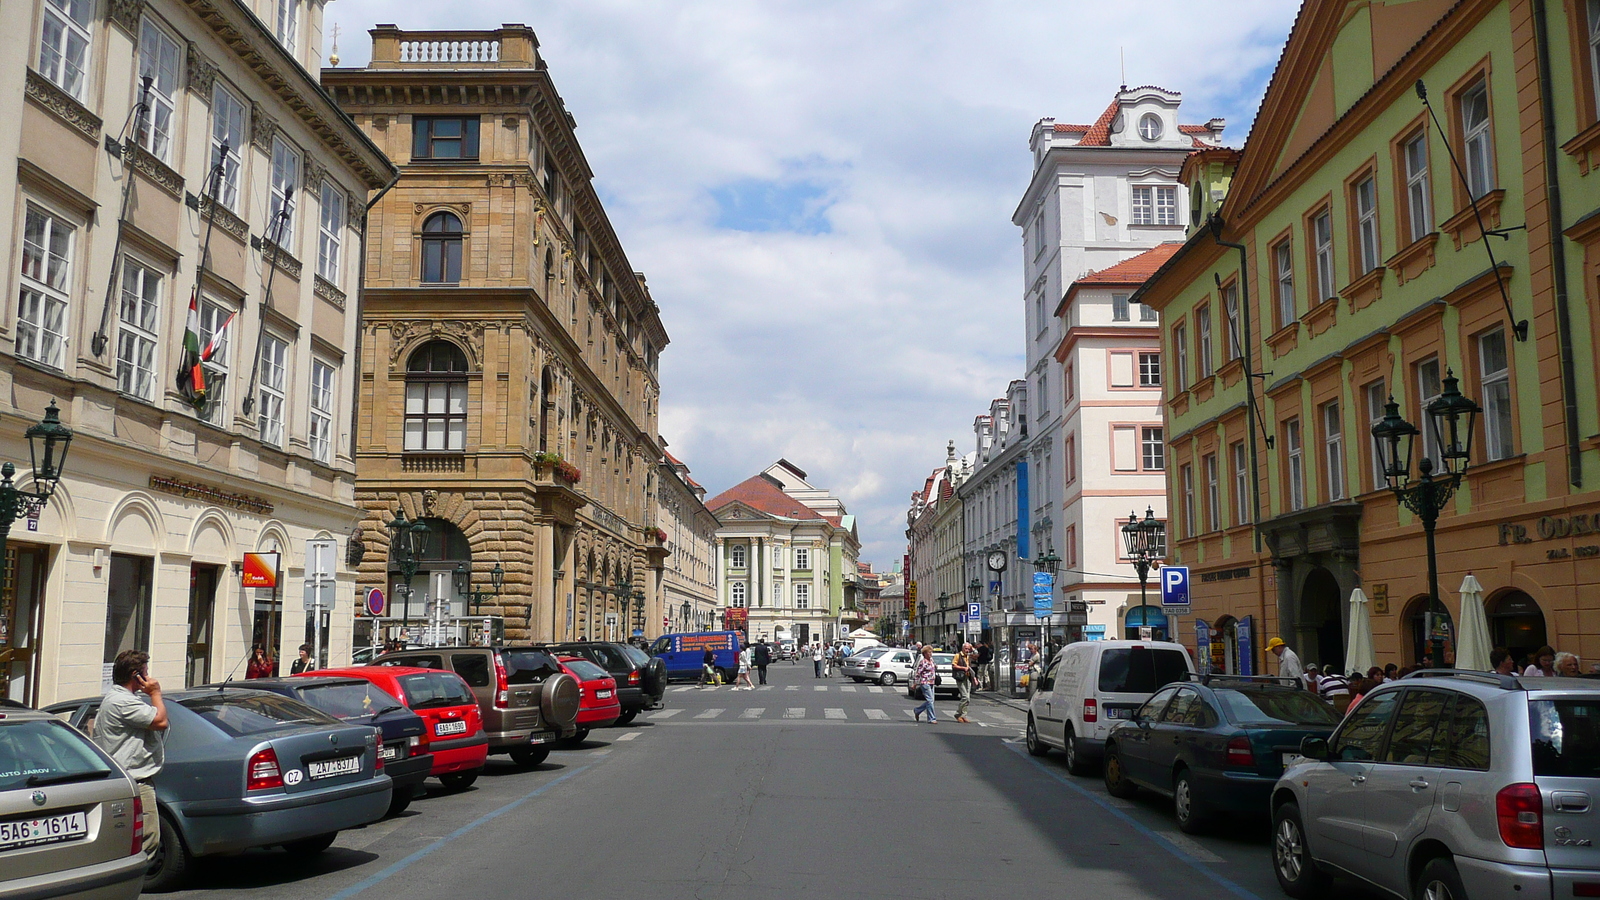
[[316, 667, 488, 789], [557, 656, 620, 743]]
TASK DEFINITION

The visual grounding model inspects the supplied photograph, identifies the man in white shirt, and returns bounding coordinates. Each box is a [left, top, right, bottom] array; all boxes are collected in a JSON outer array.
[[96, 650, 168, 859], [1267, 637, 1304, 685]]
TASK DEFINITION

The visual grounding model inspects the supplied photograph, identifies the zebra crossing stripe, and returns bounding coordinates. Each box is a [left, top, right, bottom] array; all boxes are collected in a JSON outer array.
[[783, 708, 806, 719], [784, 685, 800, 691], [863, 709, 889, 720], [756, 685, 773, 691], [824, 708, 846, 720], [813, 685, 828, 691], [616, 731, 642, 741], [840, 686, 857, 693], [694, 708, 724, 719], [867, 686, 884, 693], [740, 708, 764, 719], [650, 709, 683, 719]]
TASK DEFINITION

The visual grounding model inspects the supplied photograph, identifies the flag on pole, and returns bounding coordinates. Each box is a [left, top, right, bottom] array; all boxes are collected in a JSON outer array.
[[177, 287, 205, 408]]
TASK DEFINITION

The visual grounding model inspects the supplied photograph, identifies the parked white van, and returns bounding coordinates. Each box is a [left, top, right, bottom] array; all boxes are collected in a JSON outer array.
[[1025, 640, 1196, 775]]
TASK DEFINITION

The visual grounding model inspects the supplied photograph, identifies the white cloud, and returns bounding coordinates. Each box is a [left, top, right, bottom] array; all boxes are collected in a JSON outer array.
[[328, 1, 1297, 564]]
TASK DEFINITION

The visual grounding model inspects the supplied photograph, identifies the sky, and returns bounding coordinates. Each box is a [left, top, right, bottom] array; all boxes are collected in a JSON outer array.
[[328, 1, 1300, 567]]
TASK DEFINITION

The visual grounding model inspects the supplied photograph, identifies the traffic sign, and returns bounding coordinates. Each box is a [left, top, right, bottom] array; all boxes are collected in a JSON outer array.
[[967, 602, 981, 618], [1161, 566, 1191, 607], [366, 588, 386, 616]]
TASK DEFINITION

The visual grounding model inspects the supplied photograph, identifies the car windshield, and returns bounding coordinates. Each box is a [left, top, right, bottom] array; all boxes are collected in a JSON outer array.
[[502, 651, 561, 685], [397, 673, 475, 709], [1097, 647, 1190, 694], [933, 654, 955, 665], [1531, 698, 1600, 778], [563, 659, 610, 681], [619, 645, 650, 667], [295, 681, 404, 720], [180, 693, 341, 737], [853, 649, 888, 661], [1214, 689, 1340, 726], [0, 719, 116, 791]]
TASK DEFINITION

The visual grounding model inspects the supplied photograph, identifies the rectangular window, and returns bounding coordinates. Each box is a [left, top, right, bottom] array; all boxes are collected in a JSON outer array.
[[136, 19, 181, 162], [795, 547, 810, 570], [1323, 402, 1345, 501], [1064, 362, 1074, 401], [403, 380, 466, 452], [412, 116, 481, 160], [1142, 426, 1165, 471], [1196, 305, 1213, 377], [1112, 292, 1130, 322], [318, 182, 344, 283], [1109, 351, 1135, 388], [1032, 209, 1046, 259], [1274, 240, 1295, 327], [104, 555, 154, 665], [1173, 324, 1189, 391], [38, 0, 92, 99], [730, 582, 745, 607], [1460, 82, 1495, 200], [1132, 187, 1153, 226], [1156, 186, 1177, 225], [1065, 525, 1077, 568], [1313, 210, 1335, 303], [269, 138, 299, 243], [1065, 434, 1077, 484], [773, 545, 783, 568], [1222, 284, 1241, 360], [1366, 380, 1388, 490], [1232, 441, 1251, 525], [1204, 453, 1220, 532], [1591, 1, 1600, 119], [275, 0, 297, 51], [1355, 176, 1379, 274], [1403, 132, 1432, 242], [1418, 358, 1443, 460], [210, 85, 247, 211], [258, 336, 288, 448], [18, 206, 72, 370], [1138, 351, 1161, 387], [1181, 464, 1196, 538], [198, 300, 233, 425], [730, 545, 746, 569], [1130, 186, 1177, 226], [795, 583, 810, 609], [1112, 425, 1138, 472], [1140, 300, 1158, 322], [1286, 418, 1305, 511], [309, 359, 334, 464], [1479, 330, 1513, 461], [116, 259, 161, 400]]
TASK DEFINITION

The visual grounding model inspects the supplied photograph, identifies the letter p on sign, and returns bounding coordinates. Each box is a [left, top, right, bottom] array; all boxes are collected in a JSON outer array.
[[1161, 566, 1190, 607]]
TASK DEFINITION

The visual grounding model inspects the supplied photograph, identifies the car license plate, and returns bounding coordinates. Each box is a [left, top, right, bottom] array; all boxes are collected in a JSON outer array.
[[310, 755, 362, 780], [435, 720, 468, 736], [381, 745, 399, 761], [1281, 752, 1303, 769], [0, 811, 88, 851], [1106, 707, 1128, 719], [528, 735, 546, 745], [597, 689, 613, 698]]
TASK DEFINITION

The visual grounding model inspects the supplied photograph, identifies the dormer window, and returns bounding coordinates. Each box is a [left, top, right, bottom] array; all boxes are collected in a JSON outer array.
[[1138, 113, 1163, 141]]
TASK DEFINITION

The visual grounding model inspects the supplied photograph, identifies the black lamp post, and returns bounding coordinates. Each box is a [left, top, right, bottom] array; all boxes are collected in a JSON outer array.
[[1033, 545, 1061, 657], [680, 600, 690, 631], [632, 587, 646, 635], [1372, 370, 1480, 669], [0, 403, 74, 594], [1121, 507, 1166, 635], [386, 509, 429, 628], [452, 560, 504, 617]]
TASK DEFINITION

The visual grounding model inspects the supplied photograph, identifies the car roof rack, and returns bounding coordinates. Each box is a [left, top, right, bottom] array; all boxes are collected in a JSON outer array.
[[1189, 673, 1302, 688], [1400, 669, 1521, 690]]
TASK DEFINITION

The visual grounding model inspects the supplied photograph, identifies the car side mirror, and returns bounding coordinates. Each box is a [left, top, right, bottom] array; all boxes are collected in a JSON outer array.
[[1300, 736, 1330, 761]]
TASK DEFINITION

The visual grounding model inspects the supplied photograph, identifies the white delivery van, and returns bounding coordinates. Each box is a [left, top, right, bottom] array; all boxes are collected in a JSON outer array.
[[1025, 639, 1195, 775]]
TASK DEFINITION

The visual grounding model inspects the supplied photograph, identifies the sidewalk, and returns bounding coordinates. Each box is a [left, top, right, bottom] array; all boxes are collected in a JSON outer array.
[[975, 690, 1029, 713]]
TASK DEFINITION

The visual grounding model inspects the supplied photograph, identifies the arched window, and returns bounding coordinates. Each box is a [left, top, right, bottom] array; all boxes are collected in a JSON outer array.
[[730, 582, 746, 608], [421, 212, 463, 283], [404, 341, 467, 452], [730, 543, 746, 568]]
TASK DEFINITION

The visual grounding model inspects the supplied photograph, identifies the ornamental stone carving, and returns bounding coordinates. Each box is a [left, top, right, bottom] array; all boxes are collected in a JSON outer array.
[[387, 320, 489, 368], [313, 275, 347, 310], [198, 195, 248, 242], [127, 144, 184, 198], [185, 44, 217, 97], [250, 102, 278, 151], [303, 160, 329, 197], [106, 0, 145, 34], [24, 69, 102, 139]]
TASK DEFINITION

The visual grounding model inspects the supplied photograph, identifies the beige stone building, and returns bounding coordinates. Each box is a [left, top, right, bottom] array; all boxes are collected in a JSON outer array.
[[0, 0, 394, 704], [324, 26, 669, 646], [657, 450, 717, 634]]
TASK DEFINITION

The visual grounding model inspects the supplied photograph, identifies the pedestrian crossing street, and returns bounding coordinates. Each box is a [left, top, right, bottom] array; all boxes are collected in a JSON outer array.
[[642, 705, 1026, 726]]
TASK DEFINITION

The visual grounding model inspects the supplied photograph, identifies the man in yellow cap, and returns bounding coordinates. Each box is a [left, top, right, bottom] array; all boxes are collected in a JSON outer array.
[[1267, 636, 1304, 683]]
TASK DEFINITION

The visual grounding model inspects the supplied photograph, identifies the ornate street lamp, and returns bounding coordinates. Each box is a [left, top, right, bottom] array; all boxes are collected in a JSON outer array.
[[0, 403, 74, 595], [453, 560, 504, 617], [386, 509, 429, 628], [1372, 373, 1481, 668], [1032, 544, 1061, 660], [1121, 507, 1166, 622], [632, 587, 646, 634]]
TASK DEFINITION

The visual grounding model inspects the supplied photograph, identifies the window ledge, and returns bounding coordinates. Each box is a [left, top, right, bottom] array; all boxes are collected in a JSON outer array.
[[1440, 189, 1505, 251], [314, 275, 347, 310], [1265, 321, 1300, 359], [401, 453, 465, 473], [1561, 119, 1600, 175], [1338, 267, 1384, 317], [1306, 296, 1340, 337], [1464, 452, 1525, 481], [1191, 373, 1217, 402], [24, 68, 101, 141], [1385, 234, 1438, 286], [1217, 357, 1245, 389]]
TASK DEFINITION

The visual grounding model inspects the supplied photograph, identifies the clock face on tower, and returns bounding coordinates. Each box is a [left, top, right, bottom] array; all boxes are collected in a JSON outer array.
[[986, 550, 1007, 572]]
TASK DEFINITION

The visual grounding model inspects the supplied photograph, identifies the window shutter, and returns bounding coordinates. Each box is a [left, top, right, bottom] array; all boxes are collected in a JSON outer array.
[[412, 118, 430, 159]]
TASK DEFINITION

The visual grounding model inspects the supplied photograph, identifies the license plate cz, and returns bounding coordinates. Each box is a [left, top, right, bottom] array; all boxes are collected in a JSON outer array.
[[597, 690, 613, 698], [310, 755, 362, 779], [1107, 708, 1129, 719], [0, 811, 88, 850], [380, 745, 399, 761], [435, 720, 468, 736], [1281, 752, 1303, 769]]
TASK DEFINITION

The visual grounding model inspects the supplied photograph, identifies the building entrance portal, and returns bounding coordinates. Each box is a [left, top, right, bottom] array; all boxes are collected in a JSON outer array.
[[1298, 567, 1344, 672]]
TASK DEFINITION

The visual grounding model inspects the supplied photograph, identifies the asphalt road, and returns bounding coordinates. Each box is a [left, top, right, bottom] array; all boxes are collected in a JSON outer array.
[[165, 661, 1374, 900]]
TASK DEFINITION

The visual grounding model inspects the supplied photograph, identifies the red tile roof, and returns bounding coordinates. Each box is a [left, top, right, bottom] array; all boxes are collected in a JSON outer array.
[[1079, 99, 1123, 146], [1049, 94, 1219, 148], [1075, 243, 1186, 285], [706, 474, 824, 520]]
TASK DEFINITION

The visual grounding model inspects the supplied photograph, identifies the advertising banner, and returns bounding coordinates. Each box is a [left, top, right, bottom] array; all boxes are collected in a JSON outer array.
[[1016, 460, 1030, 562], [1194, 619, 1211, 675], [1237, 615, 1255, 676], [241, 552, 279, 588]]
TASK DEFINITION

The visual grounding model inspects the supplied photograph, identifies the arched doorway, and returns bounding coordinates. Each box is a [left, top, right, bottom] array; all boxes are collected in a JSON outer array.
[[1487, 590, 1547, 670], [1299, 567, 1344, 670], [1402, 594, 1454, 667], [389, 518, 471, 627], [1124, 605, 1169, 640]]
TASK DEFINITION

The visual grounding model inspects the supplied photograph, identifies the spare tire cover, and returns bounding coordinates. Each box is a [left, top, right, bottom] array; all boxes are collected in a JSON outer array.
[[542, 672, 580, 725]]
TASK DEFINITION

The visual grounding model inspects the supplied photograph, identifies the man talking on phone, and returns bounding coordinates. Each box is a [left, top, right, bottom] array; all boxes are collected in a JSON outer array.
[[96, 649, 168, 860]]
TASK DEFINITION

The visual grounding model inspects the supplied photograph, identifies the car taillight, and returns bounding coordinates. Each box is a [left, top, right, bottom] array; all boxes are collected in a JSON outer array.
[[1226, 735, 1255, 767], [130, 794, 144, 856], [493, 652, 511, 708], [246, 747, 284, 791], [407, 735, 420, 748], [375, 741, 385, 772], [1497, 783, 1544, 849], [1082, 699, 1097, 723], [628, 670, 641, 686]]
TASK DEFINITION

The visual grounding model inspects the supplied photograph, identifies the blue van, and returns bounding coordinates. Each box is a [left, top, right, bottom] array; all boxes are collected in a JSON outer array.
[[650, 631, 743, 681]]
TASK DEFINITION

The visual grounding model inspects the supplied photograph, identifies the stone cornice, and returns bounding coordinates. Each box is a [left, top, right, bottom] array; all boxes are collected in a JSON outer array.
[[24, 69, 102, 140]]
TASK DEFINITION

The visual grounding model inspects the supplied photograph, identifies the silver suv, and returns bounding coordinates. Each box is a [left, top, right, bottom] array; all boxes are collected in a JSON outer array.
[[1270, 670, 1600, 900]]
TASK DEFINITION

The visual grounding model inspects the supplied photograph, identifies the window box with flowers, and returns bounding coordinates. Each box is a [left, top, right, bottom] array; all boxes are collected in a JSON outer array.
[[532, 451, 582, 484]]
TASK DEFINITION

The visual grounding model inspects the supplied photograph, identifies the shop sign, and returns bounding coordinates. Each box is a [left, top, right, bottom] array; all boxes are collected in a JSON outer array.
[[1498, 514, 1600, 560], [150, 475, 274, 515], [241, 552, 279, 588], [1198, 566, 1251, 583]]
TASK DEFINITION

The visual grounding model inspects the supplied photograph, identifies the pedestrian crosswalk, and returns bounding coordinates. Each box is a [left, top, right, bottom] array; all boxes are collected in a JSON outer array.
[[671, 683, 916, 694], [642, 706, 1026, 725]]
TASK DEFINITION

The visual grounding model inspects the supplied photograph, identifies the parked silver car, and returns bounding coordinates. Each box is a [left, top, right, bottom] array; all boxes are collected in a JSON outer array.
[[49, 688, 391, 892], [0, 708, 146, 900], [1270, 670, 1600, 900]]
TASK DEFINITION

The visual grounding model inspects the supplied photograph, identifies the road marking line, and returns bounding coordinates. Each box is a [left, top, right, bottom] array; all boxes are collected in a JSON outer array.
[[839, 685, 857, 692], [589, 749, 611, 756], [616, 731, 642, 741], [813, 685, 828, 691], [756, 685, 773, 691], [1157, 831, 1225, 862], [867, 686, 884, 693], [740, 708, 764, 719], [648, 709, 682, 719], [824, 708, 846, 719], [694, 708, 724, 719], [783, 707, 806, 718], [863, 708, 888, 720], [785, 685, 800, 691]]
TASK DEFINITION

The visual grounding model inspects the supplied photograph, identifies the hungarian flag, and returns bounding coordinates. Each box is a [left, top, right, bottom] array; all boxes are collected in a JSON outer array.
[[177, 287, 205, 409]]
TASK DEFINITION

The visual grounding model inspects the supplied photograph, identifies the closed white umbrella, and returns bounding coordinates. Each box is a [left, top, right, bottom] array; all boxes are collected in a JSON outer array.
[[1344, 587, 1376, 675], [1456, 574, 1492, 671]]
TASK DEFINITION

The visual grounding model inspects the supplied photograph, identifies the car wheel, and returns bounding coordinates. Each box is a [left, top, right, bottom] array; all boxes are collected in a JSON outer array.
[[1063, 724, 1092, 776], [1414, 857, 1466, 900], [509, 746, 550, 767], [1025, 715, 1049, 756], [386, 789, 412, 818], [878, 672, 896, 686], [439, 769, 480, 790], [719, 667, 735, 684], [283, 832, 337, 856], [614, 709, 638, 726], [1272, 801, 1329, 899], [142, 811, 192, 893], [1173, 769, 1209, 834], [1103, 744, 1138, 799]]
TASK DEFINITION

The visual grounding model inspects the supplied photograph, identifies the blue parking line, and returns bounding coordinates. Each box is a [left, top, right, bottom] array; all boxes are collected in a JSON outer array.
[[323, 763, 596, 900], [1005, 742, 1265, 900]]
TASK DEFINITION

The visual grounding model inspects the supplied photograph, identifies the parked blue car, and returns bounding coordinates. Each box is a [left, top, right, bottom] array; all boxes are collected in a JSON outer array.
[[1101, 675, 1341, 834], [649, 631, 743, 682]]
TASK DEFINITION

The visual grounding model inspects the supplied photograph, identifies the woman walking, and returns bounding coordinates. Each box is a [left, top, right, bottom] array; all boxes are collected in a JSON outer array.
[[911, 645, 938, 723], [735, 645, 756, 690]]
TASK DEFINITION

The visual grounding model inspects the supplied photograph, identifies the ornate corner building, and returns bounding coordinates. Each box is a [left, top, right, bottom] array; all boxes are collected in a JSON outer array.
[[324, 25, 669, 645]]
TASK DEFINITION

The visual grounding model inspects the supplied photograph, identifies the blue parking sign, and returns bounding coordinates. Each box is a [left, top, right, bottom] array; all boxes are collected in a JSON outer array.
[[968, 602, 981, 618], [1161, 566, 1190, 606]]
